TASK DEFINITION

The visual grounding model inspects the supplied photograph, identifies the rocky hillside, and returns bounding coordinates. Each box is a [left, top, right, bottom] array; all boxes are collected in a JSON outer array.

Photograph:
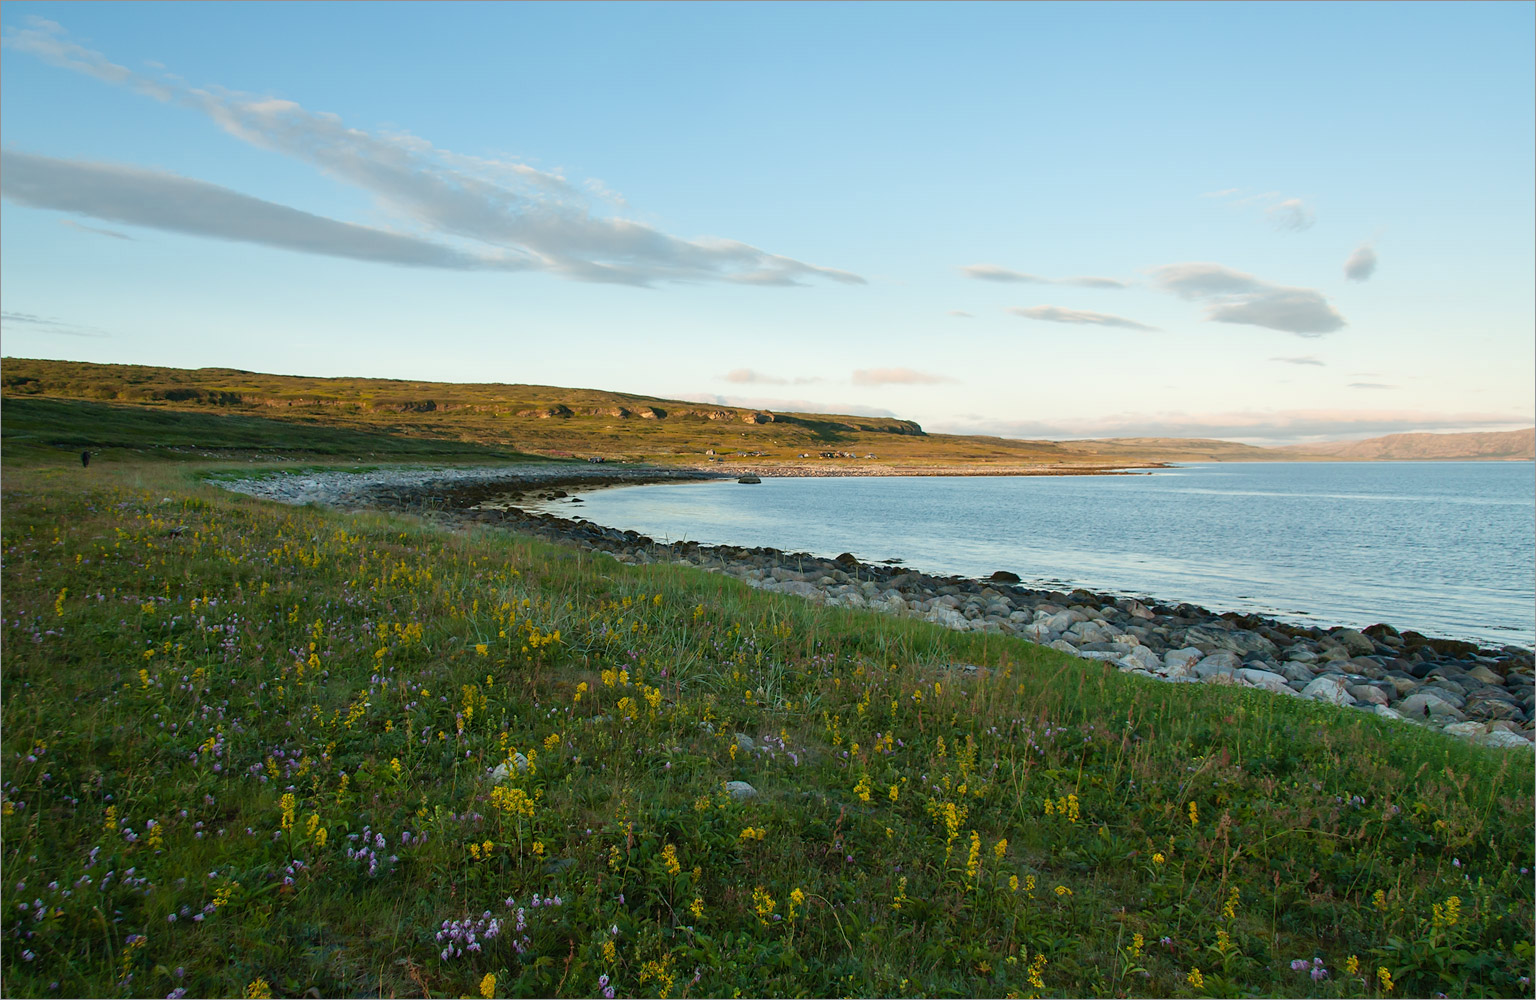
[[1275, 428, 1535, 461]]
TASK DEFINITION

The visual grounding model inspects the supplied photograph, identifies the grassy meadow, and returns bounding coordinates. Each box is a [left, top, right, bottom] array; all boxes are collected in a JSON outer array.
[[1, 404, 1532, 999]]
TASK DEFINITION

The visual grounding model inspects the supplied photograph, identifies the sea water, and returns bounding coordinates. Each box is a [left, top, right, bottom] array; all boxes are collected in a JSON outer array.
[[542, 462, 1535, 649]]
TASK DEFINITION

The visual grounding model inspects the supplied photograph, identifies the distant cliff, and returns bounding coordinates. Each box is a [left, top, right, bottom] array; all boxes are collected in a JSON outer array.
[[1276, 428, 1535, 461]]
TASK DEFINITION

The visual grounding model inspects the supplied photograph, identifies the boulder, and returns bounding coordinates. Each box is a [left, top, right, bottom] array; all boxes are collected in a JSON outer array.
[[1332, 629, 1377, 656], [725, 781, 758, 801], [1300, 676, 1353, 706], [1237, 667, 1293, 694], [1193, 652, 1243, 678], [1396, 690, 1466, 721], [1348, 684, 1389, 706], [1479, 731, 1535, 750], [989, 570, 1021, 583], [1118, 646, 1162, 672], [1164, 647, 1204, 672]]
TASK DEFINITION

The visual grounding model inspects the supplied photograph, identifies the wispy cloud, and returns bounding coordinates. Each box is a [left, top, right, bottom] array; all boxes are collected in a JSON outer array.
[[61, 218, 133, 240], [1266, 197, 1315, 232], [719, 369, 823, 386], [1149, 262, 1345, 336], [931, 409, 1533, 447], [1348, 382, 1396, 390], [850, 368, 956, 386], [946, 309, 974, 318], [0, 310, 110, 338], [1270, 355, 1325, 366], [1008, 305, 1158, 332], [1344, 243, 1377, 282], [676, 392, 898, 419], [1206, 189, 1318, 232], [2, 17, 863, 288], [961, 264, 1127, 289], [3, 151, 523, 271]]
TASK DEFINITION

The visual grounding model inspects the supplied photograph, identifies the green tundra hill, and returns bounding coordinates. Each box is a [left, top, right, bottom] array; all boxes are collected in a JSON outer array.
[[3, 357, 1289, 469]]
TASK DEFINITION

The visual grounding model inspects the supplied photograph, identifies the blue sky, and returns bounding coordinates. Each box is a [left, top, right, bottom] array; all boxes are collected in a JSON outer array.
[[2, 1, 1532, 445]]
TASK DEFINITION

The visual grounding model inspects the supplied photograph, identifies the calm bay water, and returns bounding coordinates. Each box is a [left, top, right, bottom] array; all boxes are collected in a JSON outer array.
[[540, 462, 1535, 649]]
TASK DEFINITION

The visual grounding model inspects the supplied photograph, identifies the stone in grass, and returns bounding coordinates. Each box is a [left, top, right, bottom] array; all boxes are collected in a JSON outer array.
[[543, 857, 577, 875], [725, 781, 758, 801], [1480, 730, 1535, 750], [1300, 675, 1353, 706], [490, 753, 529, 782], [734, 733, 756, 754]]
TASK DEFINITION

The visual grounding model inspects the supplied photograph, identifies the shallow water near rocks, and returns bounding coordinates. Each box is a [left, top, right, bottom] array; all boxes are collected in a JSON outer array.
[[534, 461, 1536, 649]]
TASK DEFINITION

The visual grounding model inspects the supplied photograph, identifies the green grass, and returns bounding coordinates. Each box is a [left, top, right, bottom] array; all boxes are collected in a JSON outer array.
[[1, 427, 1532, 997], [0, 395, 547, 465]]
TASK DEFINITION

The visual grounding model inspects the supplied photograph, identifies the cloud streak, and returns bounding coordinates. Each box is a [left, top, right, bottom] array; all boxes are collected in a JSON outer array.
[[61, 218, 133, 240], [1149, 262, 1345, 335], [1344, 243, 1377, 282], [961, 264, 1127, 289], [719, 369, 822, 386], [1270, 356, 1325, 366], [2, 17, 863, 288], [676, 393, 898, 419], [0, 310, 110, 338], [850, 368, 956, 386], [1008, 305, 1157, 332]]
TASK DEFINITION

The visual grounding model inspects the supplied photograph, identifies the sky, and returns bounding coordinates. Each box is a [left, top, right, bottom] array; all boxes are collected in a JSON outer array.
[[2, 2, 1533, 446]]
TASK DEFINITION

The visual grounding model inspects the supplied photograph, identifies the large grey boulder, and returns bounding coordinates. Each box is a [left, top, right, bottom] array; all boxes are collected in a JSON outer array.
[[1300, 676, 1353, 706]]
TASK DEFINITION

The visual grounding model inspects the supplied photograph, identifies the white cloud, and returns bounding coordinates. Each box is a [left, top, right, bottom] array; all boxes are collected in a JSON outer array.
[[2, 18, 863, 288], [850, 368, 956, 386], [1149, 262, 1345, 336], [1348, 382, 1396, 390], [1270, 356, 1325, 366], [2, 151, 514, 271], [722, 369, 786, 385], [947, 309, 974, 318], [719, 369, 823, 386], [1344, 243, 1377, 282], [1266, 197, 1315, 232], [930, 409, 1533, 447], [960, 264, 1127, 288], [1008, 305, 1157, 332]]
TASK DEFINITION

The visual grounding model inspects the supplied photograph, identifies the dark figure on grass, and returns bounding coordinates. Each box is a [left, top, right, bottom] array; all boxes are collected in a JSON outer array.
[[81, 451, 90, 468]]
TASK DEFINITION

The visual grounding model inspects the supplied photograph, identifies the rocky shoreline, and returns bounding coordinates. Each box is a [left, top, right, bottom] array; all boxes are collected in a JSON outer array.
[[215, 463, 1536, 751]]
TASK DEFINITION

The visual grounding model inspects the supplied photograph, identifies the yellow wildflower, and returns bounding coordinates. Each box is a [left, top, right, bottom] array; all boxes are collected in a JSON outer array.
[[752, 886, 777, 925], [1345, 955, 1359, 975], [993, 837, 1008, 860], [1377, 967, 1395, 993], [661, 843, 681, 875], [689, 897, 704, 919], [244, 978, 273, 999], [1188, 801, 1198, 826], [1187, 967, 1204, 989], [479, 972, 497, 999]]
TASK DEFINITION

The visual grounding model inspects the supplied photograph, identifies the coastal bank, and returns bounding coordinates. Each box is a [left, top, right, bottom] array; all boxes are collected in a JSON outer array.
[[217, 463, 1536, 752]]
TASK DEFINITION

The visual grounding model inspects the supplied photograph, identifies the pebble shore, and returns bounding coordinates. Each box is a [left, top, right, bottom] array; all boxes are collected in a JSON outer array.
[[216, 463, 1536, 751]]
